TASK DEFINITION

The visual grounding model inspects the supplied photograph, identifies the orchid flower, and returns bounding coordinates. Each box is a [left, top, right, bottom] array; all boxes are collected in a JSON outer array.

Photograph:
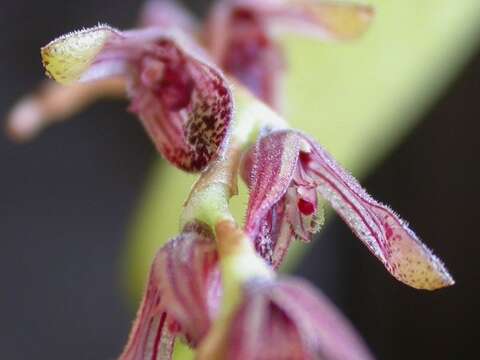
[[243, 129, 454, 290], [7, 0, 455, 359], [206, 0, 373, 109]]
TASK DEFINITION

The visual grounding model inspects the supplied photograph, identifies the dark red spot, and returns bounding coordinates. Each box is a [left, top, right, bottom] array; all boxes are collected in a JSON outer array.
[[298, 198, 315, 216], [385, 223, 394, 239], [299, 151, 312, 167], [232, 7, 256, 22]]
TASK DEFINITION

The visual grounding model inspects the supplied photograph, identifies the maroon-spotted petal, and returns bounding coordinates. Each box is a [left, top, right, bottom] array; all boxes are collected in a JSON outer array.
[[42, 25, 233, 172], [298, 131, 454, 290], [119, 225, 220, 359], [227, 278, 373, 360]]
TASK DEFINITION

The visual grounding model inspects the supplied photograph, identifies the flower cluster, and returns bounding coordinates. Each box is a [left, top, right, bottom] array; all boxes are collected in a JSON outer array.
[[7, 1, 453, 359]]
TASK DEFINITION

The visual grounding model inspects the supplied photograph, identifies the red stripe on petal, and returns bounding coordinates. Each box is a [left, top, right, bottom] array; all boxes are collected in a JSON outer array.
[[120, 225, 219, 358], [244, 131, 300, 236], [228, 278, 372, 360], [274, 278, 374, 360], [300, 133, 454, 290]]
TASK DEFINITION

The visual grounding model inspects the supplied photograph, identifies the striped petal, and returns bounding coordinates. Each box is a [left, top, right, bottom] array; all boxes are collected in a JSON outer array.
[[244, 129, 453, 290], [298, 131, 454, 290], [227, 278, 373, 360], [243, 131, 301, 267], [119, 225, 220, 359], [41, 25, 233, 172], [244, 131, 323, 268]]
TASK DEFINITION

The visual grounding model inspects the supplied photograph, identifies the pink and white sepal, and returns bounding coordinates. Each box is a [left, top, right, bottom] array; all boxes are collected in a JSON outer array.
[[225, 277, 374, 360], [119, 223, 220, 360]]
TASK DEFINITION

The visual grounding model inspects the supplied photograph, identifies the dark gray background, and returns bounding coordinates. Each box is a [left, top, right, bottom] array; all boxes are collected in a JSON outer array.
[[1, 1, 478, 359]]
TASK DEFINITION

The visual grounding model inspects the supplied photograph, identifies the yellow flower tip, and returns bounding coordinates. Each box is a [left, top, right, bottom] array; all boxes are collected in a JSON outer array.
[[40, 25, 118, 85], [314, 3, 375, 40]]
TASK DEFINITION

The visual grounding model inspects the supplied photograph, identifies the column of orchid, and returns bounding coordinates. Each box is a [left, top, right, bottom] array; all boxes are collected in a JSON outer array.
[[6, 1, 453, 359]]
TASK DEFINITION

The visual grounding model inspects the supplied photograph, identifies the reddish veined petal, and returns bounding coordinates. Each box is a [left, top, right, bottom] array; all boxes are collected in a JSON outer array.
[[227, 278, 372, 360], [227, 281, 307, 360], [244, 130, 300, 237], [154, 225, 220, 345], [119, 283, 175, 360], [274, 278, 374, 360], [298, 132, 454, 290], [119, 225, 220, 359], [244, 130, 325, 268], [243, 131, 299, 267]]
